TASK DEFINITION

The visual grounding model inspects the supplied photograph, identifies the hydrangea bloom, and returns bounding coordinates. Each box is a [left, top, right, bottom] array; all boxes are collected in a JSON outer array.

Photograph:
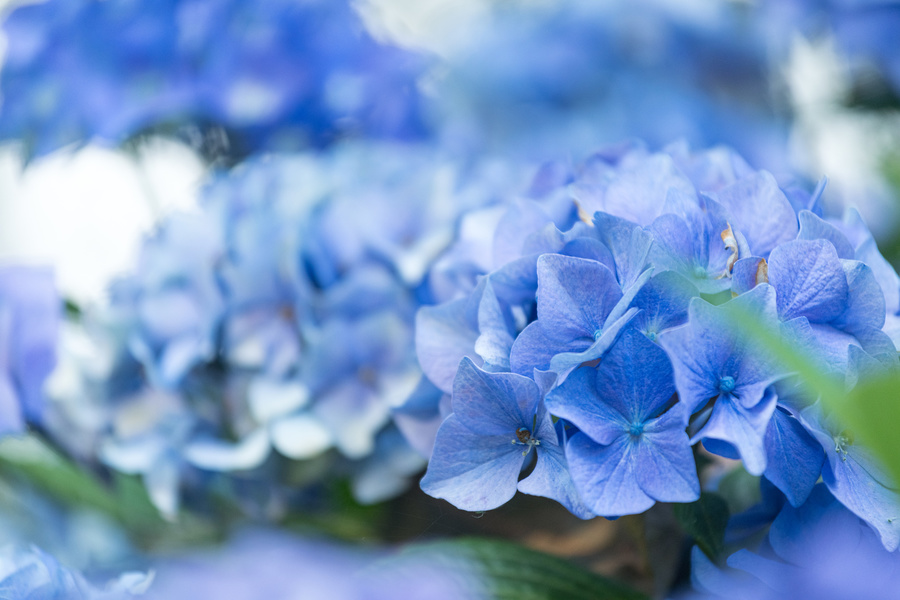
[[547, 329, 699, 516], [48, 141, 514, 516], [416, 139, 900, 543]]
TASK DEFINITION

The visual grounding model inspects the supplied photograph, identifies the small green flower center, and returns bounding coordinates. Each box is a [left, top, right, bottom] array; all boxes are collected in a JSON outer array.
[[834, 429, 854, 461]]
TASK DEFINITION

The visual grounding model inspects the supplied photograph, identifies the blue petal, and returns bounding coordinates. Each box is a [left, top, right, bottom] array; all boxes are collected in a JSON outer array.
[[731, 256, 768, 296], [566, 432, 655, 517], [710, 170, 798, 257], [804, 410, 900, 551], [474, 280, 516, 372], [600, 153, 696, 226], [519, 441, 593, 519], [767, 239, 848, 323], [763, 408, 825, 507], [534, 253, 622, 339], [629, 270, 698, 338], [547, 306, 639, 378], [592, 212, 653, 290], [832, 260, 886, 334], [415, 294, 480, 393], [546, 366, 630, 446], [420, 415, 524, 512], [452, 358, 542, 436], [635, 407, 699, 502], [797, 210, 855, 259], [693, 389, 777, 476], [509, 320, 592, 377], [658, 284, 781, 414]]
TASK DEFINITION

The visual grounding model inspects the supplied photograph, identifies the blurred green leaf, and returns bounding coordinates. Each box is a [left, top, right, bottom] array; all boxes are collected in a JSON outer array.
[[372, 537, 649, 600], [673, 492, 729, 561], [0, 434, 217, 550], [839, 375, 900, 490], [733, 303, 900, 491]]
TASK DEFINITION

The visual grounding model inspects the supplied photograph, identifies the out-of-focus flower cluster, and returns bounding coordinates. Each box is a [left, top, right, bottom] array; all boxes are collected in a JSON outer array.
[[0, 0, 427, 159], [0, 0, 899, 598]]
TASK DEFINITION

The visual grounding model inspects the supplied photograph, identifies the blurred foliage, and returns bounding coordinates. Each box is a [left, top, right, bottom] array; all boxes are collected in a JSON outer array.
[[672, 493, 729, 562], [0, 435, 219, 551], [738, 311, 900, 493]]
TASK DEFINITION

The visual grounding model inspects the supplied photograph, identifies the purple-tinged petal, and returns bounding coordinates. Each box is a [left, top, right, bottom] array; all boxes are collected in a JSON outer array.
[[797, 210, 855, 260], [635, 407, 699, 503], [693, 390, 777, 476], [767, 239, 848, 323], [452, 358, 541, 436], [566, 432, 655, 517], [519, 442, 593, 519], [711, 171, 798, 257], [419, 415, 524, 512], [763, 408, 825, 507], [534, 253, 622, 338]]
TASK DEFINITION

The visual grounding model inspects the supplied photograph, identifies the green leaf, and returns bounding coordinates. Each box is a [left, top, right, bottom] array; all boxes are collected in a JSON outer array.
[[672, 493, 729, 561], [838, 374, 900, 491], [368, 537, 648, 600], [730, 302, 900, 492]]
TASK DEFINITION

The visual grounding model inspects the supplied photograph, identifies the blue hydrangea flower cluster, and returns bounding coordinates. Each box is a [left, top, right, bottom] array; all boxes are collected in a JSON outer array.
[[1, 1, 899, 597], [416, 140, 900, 554], [0, 0, 427, 158], [49, 141, 519, 518]]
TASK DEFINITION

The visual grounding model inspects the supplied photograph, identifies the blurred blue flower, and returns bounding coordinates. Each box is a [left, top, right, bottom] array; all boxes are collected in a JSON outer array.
[[689, 484, 900, 600], [0, 0, 429, 158], [0, 544, 150, 599], [0, 266, 59, 434]]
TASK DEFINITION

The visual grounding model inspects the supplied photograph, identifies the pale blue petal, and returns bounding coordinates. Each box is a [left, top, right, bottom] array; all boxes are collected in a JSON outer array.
[[419, 415, 523, 512], [452, 358, 541, 436], [566, 433, 655, 517], [519, 442, 593, 519]]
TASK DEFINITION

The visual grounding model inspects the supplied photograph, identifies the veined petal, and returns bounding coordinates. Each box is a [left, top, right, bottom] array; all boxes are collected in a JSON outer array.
[[420, 415, 524, 512]]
